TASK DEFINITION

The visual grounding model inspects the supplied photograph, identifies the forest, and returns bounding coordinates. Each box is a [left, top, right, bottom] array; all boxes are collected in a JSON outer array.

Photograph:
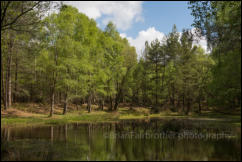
[[1, 1, 241, 161], [1, 1, 241, 119]]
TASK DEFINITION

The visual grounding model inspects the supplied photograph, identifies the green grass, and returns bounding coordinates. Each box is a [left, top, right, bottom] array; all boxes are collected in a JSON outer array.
[[1, 107, 241, 128], [1, 117, 45, 126], [1, 111, 119, 127]]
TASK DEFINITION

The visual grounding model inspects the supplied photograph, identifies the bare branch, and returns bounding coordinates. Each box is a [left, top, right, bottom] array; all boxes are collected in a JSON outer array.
[[1, 1, 41, 29], [1, 1, 11, 26]]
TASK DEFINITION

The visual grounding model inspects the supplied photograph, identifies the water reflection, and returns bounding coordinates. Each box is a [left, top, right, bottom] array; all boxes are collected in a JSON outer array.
[[1, 119, 241, 161]]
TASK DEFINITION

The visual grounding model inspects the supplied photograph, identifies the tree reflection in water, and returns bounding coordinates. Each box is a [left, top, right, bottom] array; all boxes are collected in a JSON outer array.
[[1, 119, 241, 161]]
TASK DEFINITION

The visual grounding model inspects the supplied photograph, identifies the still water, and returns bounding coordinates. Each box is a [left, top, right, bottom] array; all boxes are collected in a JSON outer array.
[[1, 119, 241, 161]]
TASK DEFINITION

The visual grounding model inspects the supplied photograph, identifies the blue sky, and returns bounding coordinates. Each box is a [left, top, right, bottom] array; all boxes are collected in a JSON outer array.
[[125, 1, 194, 37], [63, 1, 207, 57], [94, 1, 194, 36]]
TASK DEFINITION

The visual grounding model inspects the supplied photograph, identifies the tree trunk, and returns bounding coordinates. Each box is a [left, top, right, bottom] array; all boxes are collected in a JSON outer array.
[[101, 100, 104, 111], [5, 66, 8, 109], [198, 98, 201, 114], [129, 95, 134, 110], [49, 72, 57, 117], [171, 84, 175, 109], [113, 68, 129, 111], [155, 60, 158, 110], [143, 74, 147, 106], [114, 94, 120, 111], [186, 98, 190, 115], [87, 94, 92, 113], [50, 45, 58, 117], [50, 90, 54, 117], [59, 92, 62, 103], [7, 39, 13, 108], [99, 99, 104, 111], [14, 53, 18, 103], [109, 96, 113, 111], [177, 97, 180, 111], [63, 93, 68, 115], [182, 95, 185, 113], [1, 51, 6, 110], [177, 97, 180, 107], [76, 104, 79, 111]]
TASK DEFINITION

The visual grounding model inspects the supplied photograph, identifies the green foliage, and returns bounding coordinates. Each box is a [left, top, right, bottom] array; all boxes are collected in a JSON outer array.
[[132, 26, 215, 114], [189, 1, 241, 109], [34, 5, 138, 112], [1, 2, 240, 116]]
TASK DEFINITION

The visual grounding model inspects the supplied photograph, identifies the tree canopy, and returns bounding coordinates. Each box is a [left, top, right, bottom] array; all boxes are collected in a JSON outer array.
[[1, 2, 241, 116]]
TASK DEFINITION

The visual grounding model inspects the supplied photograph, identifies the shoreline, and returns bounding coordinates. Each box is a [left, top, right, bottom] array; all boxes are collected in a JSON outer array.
[[1, 113, 241, 128]]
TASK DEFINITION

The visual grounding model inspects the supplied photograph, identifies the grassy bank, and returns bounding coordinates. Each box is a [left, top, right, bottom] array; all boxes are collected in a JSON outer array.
[[1, 103, 241, 127]]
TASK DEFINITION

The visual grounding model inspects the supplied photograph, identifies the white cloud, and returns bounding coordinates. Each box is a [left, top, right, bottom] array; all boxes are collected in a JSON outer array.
[[121, 27, 209, 58], [63, 1, 143, 30], [190, 28, 210, 53], [120, 33, 127, 39], [193, 37, 209, 53], [121, 27, 166, 58]]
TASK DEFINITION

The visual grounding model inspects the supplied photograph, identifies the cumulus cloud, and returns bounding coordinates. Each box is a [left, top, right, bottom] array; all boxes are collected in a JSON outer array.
[[63, 1, 143, 30], [193, 37, 209, 53], [121, 27, 165, 58], [121, 27, 209, 58], [190, 28, 210, 53]]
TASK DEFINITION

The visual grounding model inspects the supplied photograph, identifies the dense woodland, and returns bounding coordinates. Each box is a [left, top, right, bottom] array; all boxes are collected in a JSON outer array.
[[1, 1, 241, 116]]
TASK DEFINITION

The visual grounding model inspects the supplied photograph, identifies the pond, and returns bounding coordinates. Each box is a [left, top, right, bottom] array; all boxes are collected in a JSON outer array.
[[1, 119, 241, 161]]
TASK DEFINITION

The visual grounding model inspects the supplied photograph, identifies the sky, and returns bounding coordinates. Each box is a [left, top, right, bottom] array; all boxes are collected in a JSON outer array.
[[62, 1, 208, 57]]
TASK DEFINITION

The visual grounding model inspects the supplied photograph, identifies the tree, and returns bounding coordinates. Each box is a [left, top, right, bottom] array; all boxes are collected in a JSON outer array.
[[189, 1, 241, 110], [163, 25, 181, 110], [1, 1, 53, 110], [1, 1, 52, 32], [144, 39, 164, 112]]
